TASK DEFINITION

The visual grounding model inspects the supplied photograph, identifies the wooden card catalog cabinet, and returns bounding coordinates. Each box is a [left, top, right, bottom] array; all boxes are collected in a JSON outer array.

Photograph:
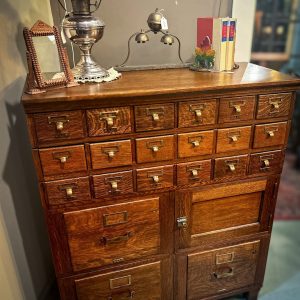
[[21, 63, 300, 300]]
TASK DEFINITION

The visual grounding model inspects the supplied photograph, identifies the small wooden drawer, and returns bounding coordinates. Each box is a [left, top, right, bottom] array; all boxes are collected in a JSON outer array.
[[39, 145, 87, 177], [187, 241, 260, 299], [178, 131, 214, 158], [219, 96, 256, 123], [87, 106, 131, 136], [216, 126, 251, 153], [134, 103, 175, 132], [90, 140, 132, 170], [64, 197, 160, 271], [136, 135, 174, 163], [253, 122, 288, 149], [214, 155, 248, 179], [93, 170, 134, 198], [257, 93, 292, 119], [34, 110, 85, 144], [178, 99, 217, 128], [44, 177, 91, 206], [75, 261, 162, 300], [177, 160, 211, 186], [249, 150, 284, 175], [136, 165, 174, 191]]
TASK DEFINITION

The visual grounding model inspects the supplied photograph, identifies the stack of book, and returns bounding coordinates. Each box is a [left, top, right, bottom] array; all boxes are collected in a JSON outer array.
[[197, 17, 237, 71]]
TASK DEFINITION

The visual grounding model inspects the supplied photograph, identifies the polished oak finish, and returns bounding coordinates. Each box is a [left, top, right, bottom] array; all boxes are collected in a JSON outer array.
[[21, 64, 300, 300]]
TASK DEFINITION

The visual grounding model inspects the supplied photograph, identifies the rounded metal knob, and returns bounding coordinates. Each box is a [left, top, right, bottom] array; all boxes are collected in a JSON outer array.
[[60, 156, 67, 164], [152, 175, 159, 183], [108, 151, 115, 158], [110, 181, 118, 190], [152, 113, 159, 121], [106, 117, 114, 127], [152, 146, 159, 152], [66, 187, 73, 197], [228, 164, 236, 172], [191, 169, 198, 177], [56, 121, 64, 131]]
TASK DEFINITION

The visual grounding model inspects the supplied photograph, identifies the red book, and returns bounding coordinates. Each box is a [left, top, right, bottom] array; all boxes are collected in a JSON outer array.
[[197, 18, 213, 49]]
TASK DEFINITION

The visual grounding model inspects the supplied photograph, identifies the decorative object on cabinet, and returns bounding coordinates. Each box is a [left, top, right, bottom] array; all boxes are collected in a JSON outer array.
[[61, 0, 109, 81], [21, 63, 300, 300], [117, 8, 185, 71], [23, 20, 77, 95], [190, 46, 215, 72]]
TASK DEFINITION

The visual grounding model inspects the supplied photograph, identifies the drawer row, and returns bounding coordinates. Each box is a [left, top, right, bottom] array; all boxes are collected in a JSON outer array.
[[38, 122, 288, 178], [44, 150, 284, 206], [32, 92, 293, 145], [66, 240, 260, 300]]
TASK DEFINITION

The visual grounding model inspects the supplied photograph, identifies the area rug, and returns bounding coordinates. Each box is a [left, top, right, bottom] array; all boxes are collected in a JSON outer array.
[[275, 153, 300, 220]]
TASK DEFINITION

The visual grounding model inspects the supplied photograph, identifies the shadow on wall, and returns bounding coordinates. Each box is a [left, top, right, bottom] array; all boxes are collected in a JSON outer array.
[[0, 0, 54, 299]]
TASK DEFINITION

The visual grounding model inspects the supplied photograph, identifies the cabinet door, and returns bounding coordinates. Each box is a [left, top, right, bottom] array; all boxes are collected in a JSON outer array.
[[176, 179, 276, 249]]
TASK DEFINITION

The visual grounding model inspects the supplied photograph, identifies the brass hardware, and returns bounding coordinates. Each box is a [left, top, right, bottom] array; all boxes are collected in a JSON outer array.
[[100, 232, 132, 245], [108, 290, 135, 300], [228, 163, 236, 172], [105, 176, 122, 193], [102, 146, 119, 159], [225, 160, 238, 172], [152, 175, 160, 183], [189, 104, 206, 121], [53, 151, 71, 164], [103, 211, 128, 227], [110, 181, 118, 190], [216, 252, 235, 264], [110, 275, 132, 289], [177, 216, 188, 228], [146, 140, 164, 152], [147, 170, 163, 184], [112, 258, 125, 264], [265, 127, 278, 138], [186, 165, 203, 180], [227, 131, 241, 143], [260, 154, 274, 171], [152, 112, 159, 121], [99, 111, 119, 129], [213, 267, 234, 279], [269, 98, 282, 111], [229, 101, 246, 114], [146, 107, 164, 121], [191, 169, 198, 177], [58, 183, 77, 199], [188, 136, 203, 147], [48, 116, 70, 136]]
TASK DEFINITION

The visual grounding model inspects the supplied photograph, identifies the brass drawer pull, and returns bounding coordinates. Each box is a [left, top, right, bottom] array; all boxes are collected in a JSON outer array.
[[108, 290, 135, 300], [228, 131, 241, 143], [225, 160, 239, 172], [53, 151, 71, 164], [229, 100, 245, 114], [213, 267, 234, 279], [189, 104, 206, 121], [260, 154, 274, 171], [48, 116, 70, 135], [58, 183, 77, 199], [146, 140, 164, 152], [99, 111, 119, 128], [147, 170, 163, 184], [186, 165, 203, 180], [102, 146, 120, 159], [188, 136, 203, 147], [105, 176, 122, 193], [265, 127, 278, 138], [100, 232, 132, 245], [146, 107, 165, 121], [269, 98, 282, 110]]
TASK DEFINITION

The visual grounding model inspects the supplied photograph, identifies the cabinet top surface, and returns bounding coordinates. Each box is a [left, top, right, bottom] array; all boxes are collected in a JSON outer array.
[[21, 63, 300, 106]]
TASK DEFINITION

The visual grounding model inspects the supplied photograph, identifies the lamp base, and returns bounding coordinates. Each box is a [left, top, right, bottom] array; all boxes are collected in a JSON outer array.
[[72, 56, 109, 82]]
